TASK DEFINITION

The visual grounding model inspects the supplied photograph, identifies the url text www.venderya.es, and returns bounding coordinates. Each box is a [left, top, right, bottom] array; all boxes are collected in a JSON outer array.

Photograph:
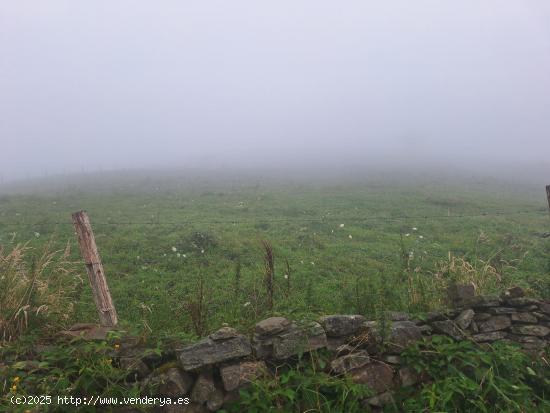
[[10, 395, 190, 407]]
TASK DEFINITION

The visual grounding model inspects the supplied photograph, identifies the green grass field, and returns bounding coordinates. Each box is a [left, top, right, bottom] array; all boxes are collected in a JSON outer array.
[[1, 172, 548, 338]]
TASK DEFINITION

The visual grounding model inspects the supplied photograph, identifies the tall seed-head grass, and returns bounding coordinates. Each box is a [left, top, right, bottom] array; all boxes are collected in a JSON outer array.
[[0, 241, 83, 342]]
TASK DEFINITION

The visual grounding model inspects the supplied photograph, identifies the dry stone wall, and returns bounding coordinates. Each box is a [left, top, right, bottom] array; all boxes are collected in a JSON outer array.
[[111, 286, 550, 412]]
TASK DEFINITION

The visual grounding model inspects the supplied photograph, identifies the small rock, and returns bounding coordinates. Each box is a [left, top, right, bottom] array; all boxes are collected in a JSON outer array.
[[510, 325, 550, 337], [504, 297, 540, 307], [424, 311, 445, 322], [179, 335, 251, 371], [272, 322, 328, 359], [154, 368, 194, 397], [330, 351, 370, 375], [431, 320, 464, 340], [318, 315, 366, 337], [254, 317, 291, 336], [419, 324, 433, 335], [501, 286, 524, 299], [387, 321, 422, 353], [472, 331, 507, 342], [190, 370, 224, 412], [511, 313, 538, 324], [538, 303, 550, 315], [351, 362, 394, 393], [488, 307, 517, 315], [220, 361, 267, 392], [454, 309, 475, 330], [477, 316, 511, 332], [474, 313, 491, 321], [461, 295, 501, 309], [209, 327, 238, 341], [388, 311, 410, 321]]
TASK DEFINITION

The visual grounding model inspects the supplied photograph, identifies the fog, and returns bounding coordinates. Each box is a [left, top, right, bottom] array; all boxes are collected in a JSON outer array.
[[1, 1, 550, 183]]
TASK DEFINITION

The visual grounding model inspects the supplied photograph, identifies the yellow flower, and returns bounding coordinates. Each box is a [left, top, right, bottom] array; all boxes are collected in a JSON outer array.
[[114, 344, 120, 350], [13, 376, 20, 383], [11, 384, 17, 391]]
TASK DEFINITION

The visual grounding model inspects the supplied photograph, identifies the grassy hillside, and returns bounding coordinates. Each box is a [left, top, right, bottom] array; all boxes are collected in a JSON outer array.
[[0, 172, 548, 338]]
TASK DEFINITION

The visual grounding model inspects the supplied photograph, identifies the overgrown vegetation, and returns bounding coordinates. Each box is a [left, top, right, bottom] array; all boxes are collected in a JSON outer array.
[[219, 339, 550, 413], [0, 333, 142, 413], [395, 336, 550, 412], [222, 351, 372, 413]]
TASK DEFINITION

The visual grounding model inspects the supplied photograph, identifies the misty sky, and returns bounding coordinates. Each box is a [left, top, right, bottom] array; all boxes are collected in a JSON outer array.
[[1, 1, 550, 180]]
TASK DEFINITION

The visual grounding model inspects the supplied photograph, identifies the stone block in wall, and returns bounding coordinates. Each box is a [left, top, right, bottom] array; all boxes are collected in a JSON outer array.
[[474, 313, 491, 321], [330, 350, 370, 375], [326, 337, 349, 352], [460, 295, 501, 309], [503, 297, 540, 307], [431, 320, 465, 340], [220, 361, 267, 392], [454, 309, 475, 330], [151, 367, 194, 397], [509, 325, 550, 337], [477, 316, 511, 332], [254, 317, 291, 336], [471, 331, 507, 342], [351, 361, 395, 393], [511, 313, 538, 324], [179, 333, 251, 371], [318, 314, 366, 337], [487, 307, 517, 315], [539, 302, 550, 315], [190, 369, 224, 412], [386, 321, 422, 353], [272, 322, 327, 359]]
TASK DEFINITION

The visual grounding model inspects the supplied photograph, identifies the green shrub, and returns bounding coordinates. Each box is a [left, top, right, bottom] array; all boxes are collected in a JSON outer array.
[[222, 351, 372, 413], [394, 336, 550, 412]]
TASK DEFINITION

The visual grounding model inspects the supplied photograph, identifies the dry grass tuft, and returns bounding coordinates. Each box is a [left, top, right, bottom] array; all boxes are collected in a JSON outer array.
[[0, 241, 83, 342]]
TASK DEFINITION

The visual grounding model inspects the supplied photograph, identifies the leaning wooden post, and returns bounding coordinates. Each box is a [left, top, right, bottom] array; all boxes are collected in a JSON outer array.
[[546, 185, 550, 217], [72, 210, 118, 327]]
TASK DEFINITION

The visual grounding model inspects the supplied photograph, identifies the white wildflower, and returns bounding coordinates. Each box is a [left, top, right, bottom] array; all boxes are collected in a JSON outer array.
[[419, 235, 424, 239], [348, 234, 353, 239], [284, 274, 289, 279], [171, 246, 177, 252], [243, 301, 251, 307], [311, 261, 315, 265], [177, 253, 181, 257], [34, 232, 40, 238], [412, 227, 417, 231], [201, 249, 205, 254], [405, 233, 410, 237], [182, 254, 187, 258], [339, 223, 345, 228]]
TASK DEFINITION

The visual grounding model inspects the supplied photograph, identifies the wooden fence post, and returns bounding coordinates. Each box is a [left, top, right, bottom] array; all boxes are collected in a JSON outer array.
[[72, 210, 118, 327], [546, 185, 550, 216]]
